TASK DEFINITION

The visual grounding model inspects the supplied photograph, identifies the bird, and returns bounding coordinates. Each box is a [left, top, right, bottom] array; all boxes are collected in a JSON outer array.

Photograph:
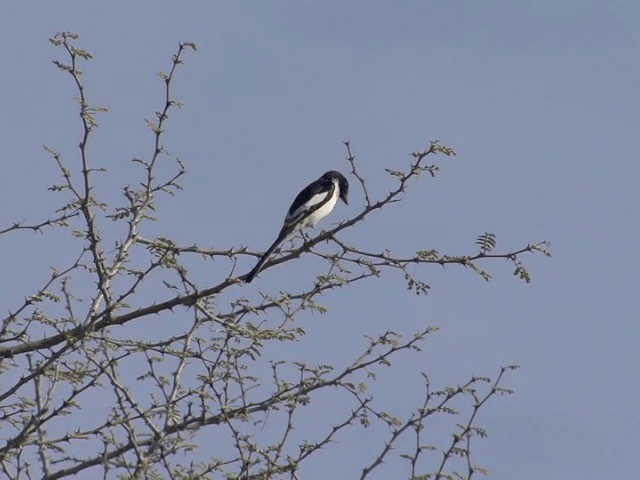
[[245, 170, 349, 283]]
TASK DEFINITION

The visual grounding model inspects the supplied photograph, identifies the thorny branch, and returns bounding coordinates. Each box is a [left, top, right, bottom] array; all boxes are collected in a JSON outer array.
[[0, 32, 548, 479]]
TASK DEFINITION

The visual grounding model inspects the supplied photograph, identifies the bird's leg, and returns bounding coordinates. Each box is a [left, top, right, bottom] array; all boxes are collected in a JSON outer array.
[[300, 230, 314, 243]]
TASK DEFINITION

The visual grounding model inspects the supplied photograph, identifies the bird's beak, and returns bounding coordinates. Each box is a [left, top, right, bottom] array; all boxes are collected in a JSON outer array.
[[341, 193, 348, 205]]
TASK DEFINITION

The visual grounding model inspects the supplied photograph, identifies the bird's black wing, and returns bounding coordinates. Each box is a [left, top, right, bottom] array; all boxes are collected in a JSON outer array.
[[283, 176, 333, 227], [287, 177, 329, 214]]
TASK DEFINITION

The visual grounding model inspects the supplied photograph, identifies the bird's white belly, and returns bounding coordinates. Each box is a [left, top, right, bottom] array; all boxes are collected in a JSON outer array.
[[301, 188, 339, 228]]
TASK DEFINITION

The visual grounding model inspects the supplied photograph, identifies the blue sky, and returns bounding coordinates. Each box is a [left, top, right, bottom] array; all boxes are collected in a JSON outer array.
[[1, 1, 638, 478]]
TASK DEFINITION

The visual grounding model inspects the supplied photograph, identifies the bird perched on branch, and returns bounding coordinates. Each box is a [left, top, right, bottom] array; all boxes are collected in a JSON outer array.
[[245, 170, 349, 283]]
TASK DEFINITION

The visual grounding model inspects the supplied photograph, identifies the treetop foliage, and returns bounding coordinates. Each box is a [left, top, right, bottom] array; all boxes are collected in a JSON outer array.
[[0, 33, 549, 480]]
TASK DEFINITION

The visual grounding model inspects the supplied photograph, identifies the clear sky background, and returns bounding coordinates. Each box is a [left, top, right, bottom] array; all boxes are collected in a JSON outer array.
[[1, 2, 638, 479]]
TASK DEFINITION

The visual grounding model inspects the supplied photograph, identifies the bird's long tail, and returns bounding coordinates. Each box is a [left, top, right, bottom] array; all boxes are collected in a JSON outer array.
[[245, 228, 289, 283]]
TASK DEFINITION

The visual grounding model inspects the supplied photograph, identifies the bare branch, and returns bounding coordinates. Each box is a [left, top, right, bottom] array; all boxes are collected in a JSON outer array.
[[0, 32, 548, 480]]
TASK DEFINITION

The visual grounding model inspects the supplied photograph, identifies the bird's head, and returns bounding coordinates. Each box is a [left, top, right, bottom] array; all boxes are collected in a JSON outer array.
[[323, 170, 349, 205]]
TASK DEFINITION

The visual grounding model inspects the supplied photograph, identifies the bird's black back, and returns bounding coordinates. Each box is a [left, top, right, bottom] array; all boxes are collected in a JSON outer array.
[[286, 174, 335, 217]]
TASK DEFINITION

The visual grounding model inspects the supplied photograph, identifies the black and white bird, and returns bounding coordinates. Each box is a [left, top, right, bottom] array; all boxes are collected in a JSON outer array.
[[245, 170, 349, 283]]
